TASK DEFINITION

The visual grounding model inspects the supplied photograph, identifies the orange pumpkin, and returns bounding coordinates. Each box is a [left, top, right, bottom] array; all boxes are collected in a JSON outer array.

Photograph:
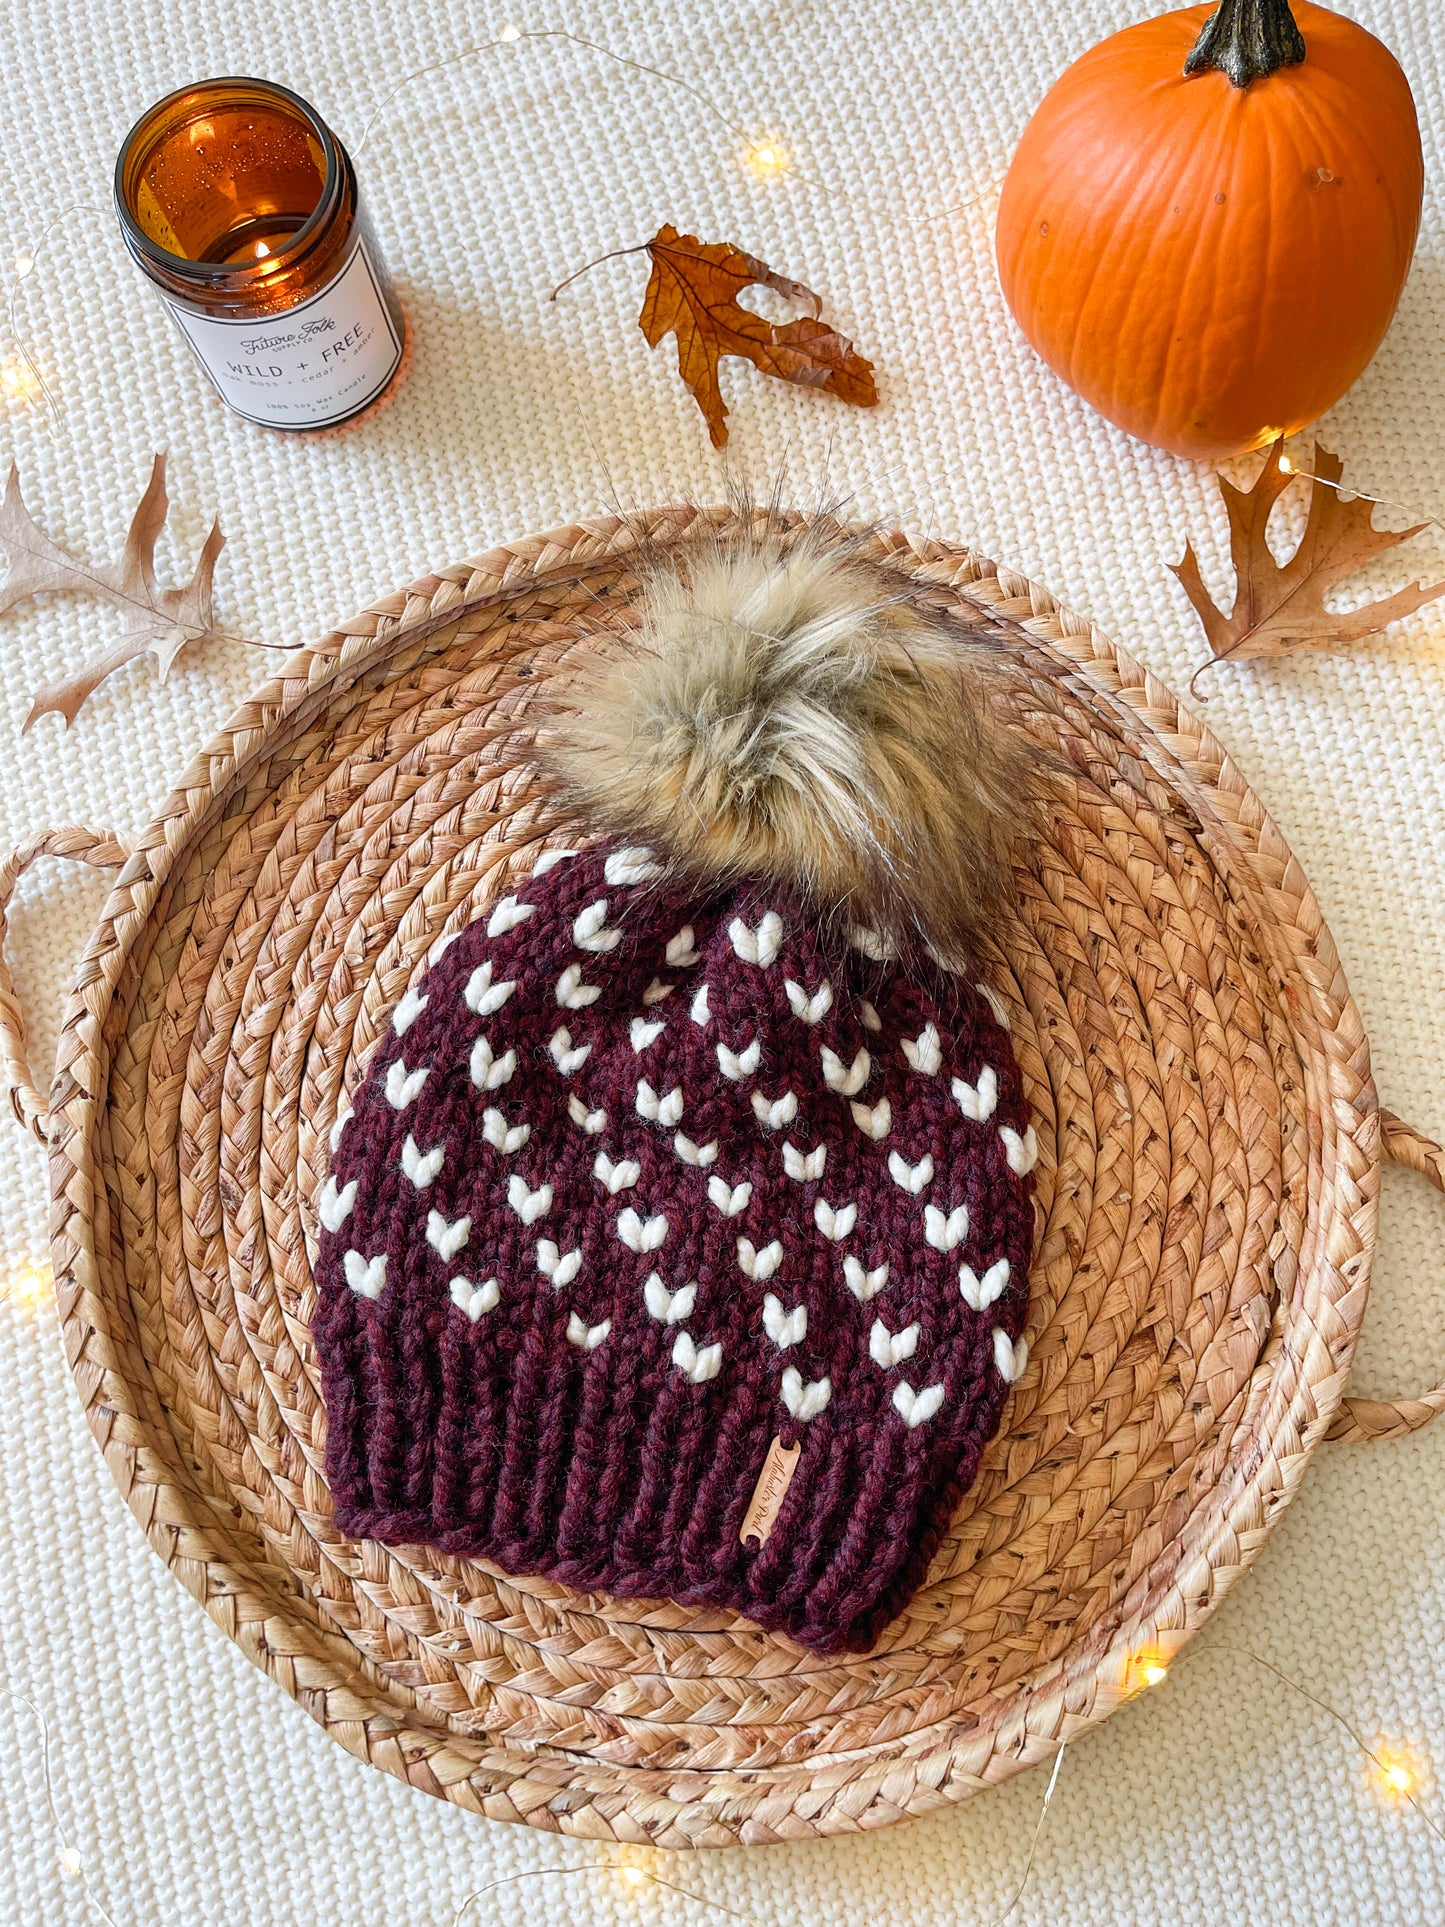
[[995, 0, 1423, 460]]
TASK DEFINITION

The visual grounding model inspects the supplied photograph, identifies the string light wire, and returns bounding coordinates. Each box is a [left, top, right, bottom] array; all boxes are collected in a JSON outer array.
[[451, 1862, 760, 1927], [2, 1612, 1441, 1923], [4, 28, 997, 435], [1277, 446, 1445, 533], [5, 203, 107, 434], [351, 24, 995, 228], [1186, 440, 1445, 698], [1198, 1644, 1445, 1845], [355, 28, 750, 159], [450, 1743, 1066, 1927], [2, 1688, 119, 1925], [0, 1667, 1061, 1927], [990, 1736, 1068, 1922]]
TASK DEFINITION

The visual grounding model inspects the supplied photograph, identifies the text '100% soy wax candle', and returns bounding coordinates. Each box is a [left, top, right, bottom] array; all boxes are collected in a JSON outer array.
[[115, 77, 406, 431]]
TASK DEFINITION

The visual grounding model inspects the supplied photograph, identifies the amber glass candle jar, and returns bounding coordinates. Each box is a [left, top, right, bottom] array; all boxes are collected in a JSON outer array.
[[115, 77, 405, 431]]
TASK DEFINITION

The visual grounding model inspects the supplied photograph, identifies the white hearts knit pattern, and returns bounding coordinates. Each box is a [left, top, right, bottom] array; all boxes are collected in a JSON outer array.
[[326, 854, 1035, 1470], [464, 960, 515, 1014], [482, 1108, 529, 1154], [645, 1274, 696, 1324], [391, 987, 429, 1036], [384, 1059, 429, 1109], [401, 1136, 445, 1189], [469, 1037, 516, 1090], [343, 1251, 387, 1300], [424, 1211, 471, 1260], [450, 1276, 499, 1322], [594, 1153, 640, 1195], [672, 1331, 723, 1384], [316, 841, 1036, 1669], [318, 1175, 357, 1232]]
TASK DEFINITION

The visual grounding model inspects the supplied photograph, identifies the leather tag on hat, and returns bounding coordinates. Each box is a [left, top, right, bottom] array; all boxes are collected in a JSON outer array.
[[740, 1437, 801, 1548]]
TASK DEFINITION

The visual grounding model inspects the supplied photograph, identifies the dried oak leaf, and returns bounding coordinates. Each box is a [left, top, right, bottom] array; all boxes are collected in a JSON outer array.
[[638, 224, 878, 447], [2, 452, 244, 732], [1173, 437, 1445, 692]]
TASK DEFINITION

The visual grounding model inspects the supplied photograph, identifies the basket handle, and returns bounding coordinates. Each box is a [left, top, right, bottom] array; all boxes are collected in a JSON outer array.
[[0, 826, 132, 1145], [1327, 1108, 1445, 1444]]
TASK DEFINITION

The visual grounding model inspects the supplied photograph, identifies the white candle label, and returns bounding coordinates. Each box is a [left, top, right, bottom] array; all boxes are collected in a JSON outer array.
[[164, 240, 402, 429]]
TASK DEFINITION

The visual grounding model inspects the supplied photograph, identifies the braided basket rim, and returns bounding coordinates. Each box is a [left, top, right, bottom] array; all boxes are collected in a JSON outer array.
[[41, 509, 1379, 1845]]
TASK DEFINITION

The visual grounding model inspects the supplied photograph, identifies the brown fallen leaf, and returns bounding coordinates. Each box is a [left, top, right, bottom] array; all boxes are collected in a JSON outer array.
[[2, 453, 247, 731], [636, 224, 878, 447], [1173, 438, 1445, 694], [552, 225, 878, 445]]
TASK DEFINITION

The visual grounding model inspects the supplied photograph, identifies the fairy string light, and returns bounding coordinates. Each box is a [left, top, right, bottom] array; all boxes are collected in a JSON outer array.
[[0, 38, 1438, 1922], [451, 1862, 760, 1927], [1, 1258, 52, 1310], [0, 1626, 1440, 1924], [451, 1746, 1068, 1927], [352, 23, 996, 230], [1277, 445, 1445, 537], [1202, 1645, 1444, 1842], [1129, 1641, 1445, 1845], [5, 204, 108, 434], [0, 1669, 1065, 1927], [1, 24, 996, 438], [1, 1688, 119, 1926]]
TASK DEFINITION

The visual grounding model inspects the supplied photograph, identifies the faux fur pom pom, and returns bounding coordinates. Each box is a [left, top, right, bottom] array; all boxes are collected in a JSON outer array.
[[545, 527, 1042, 964]]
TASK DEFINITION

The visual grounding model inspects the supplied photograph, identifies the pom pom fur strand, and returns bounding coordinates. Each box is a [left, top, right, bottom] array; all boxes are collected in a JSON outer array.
[[545, 523, 1042, 964]]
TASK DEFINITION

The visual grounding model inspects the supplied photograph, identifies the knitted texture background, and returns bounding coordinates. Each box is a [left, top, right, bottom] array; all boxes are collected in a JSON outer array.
[[313, 845, 1035, 1652], [1, 1, 1443, 1923]]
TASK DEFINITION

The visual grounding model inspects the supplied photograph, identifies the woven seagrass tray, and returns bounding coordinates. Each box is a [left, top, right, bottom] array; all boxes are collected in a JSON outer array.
[[3, 510, 1443, 1849]]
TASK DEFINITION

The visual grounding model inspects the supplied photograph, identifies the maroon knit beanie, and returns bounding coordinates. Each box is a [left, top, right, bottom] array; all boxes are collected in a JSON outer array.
[[312, 530, 1040, 1655]]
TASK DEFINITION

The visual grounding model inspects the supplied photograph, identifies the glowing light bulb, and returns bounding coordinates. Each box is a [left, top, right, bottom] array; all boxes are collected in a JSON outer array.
[[14, 253, 33, 277], [0, 356, 41, 404], [1125, 1649, 1169, 1694], [6, 1258, 52, 1307], [1377, 1750, 1418, 1800], [1278, 454, 1294, 474], [620, 1866, 647, 1887], [499, 21, 522, 41], [59, 1846, 82, 1878], [745, 139, 789, 179]]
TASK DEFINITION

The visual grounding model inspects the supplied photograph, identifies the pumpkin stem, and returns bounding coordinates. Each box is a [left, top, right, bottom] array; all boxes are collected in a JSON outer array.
[[1184, 0, 1306, 87]]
